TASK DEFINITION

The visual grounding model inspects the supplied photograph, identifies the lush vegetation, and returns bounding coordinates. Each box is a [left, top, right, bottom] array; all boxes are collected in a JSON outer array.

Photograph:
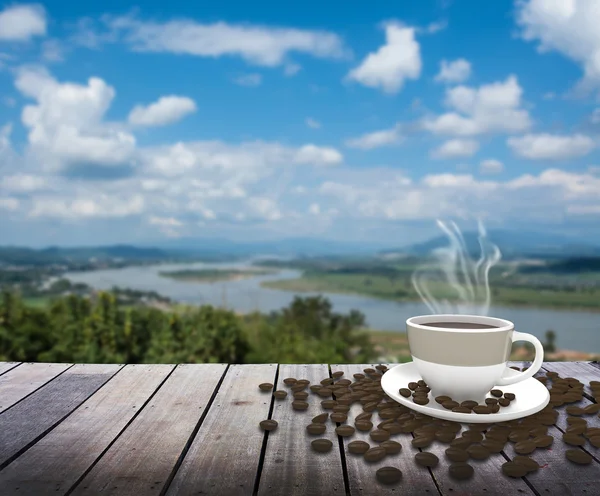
[[0, 290, 376, 365], [159, 268, 273, 282]]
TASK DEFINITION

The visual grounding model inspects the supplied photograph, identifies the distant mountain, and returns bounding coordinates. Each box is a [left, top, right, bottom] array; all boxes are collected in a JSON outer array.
[[381, 230, 600, 259]]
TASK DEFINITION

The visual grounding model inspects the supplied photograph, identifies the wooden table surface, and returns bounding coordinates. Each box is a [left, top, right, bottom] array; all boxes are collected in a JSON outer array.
[[0, 360, 599, 496]]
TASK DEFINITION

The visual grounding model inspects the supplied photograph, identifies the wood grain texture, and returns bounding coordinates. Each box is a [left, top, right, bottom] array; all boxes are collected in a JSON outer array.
[[257, 364, 346, 496], [0, 364, 174, 496], [166, 364, 277, 496], [0, 362, 73, 413], [502, 361, 600, 496], [0, 363, 122, 469], [332, 363, 439, 496], [70, 363, 227, 496], [0, 362, 21, 376]]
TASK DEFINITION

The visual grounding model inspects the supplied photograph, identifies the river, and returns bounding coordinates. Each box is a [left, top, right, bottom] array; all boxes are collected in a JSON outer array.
[[62, 260, 600, 353]]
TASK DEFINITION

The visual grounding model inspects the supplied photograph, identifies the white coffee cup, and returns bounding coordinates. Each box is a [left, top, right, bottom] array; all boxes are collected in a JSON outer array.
[[406, 314, 544, 404]]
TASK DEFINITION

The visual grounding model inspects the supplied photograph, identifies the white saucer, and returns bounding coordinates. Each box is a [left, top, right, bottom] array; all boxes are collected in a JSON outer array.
[[381, 361, 550, 423]]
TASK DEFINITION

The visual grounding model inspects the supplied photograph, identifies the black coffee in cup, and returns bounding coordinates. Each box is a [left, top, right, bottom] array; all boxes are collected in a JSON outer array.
[[421, 322, 499, 330]]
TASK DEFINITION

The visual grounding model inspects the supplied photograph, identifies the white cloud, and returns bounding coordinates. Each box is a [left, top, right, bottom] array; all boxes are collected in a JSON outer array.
[[41, 39, 65, 62], [0, 197, 19, 211], [2, 174, 48, 192], [480, 159, 504, 174], [102, 15, 348, 67], [284, 63, 301, 76], [515, 0, 600, 94], [128, 95, 197, 127], [294, 144, 342, 165], [306, 117, 321, 129], [434, 58, 472, 84], [507, 133, 596, 160], [29, 194, 145, 219], [0, 4, 46, 41], [233, 73, 262, 87], [15, 66, 136, 170], [424, 20, 448, 34], [431, 139, 479, 159], [247, 197, 282, 220], [591, 108, 600, 124], [345, 125, 403, 150], [422, 75, 531, 136], [308, 203, 320, 215], [346, 22, 421, 94]]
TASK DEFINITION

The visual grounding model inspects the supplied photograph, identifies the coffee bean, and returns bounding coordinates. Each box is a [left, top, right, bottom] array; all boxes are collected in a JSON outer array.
[[364, 368, 376, 375], [382, 422, 403, 435], [297, 379, 310, 386], [449, 437, 472, 450], [460, 400, 478, 409], [566, 416, 587, 426], [565, 406, 584, 416], [514, 440, 537, 455], [312, 413, 328, 423], [291, 384, 307, 393], [452, 406, 472, 414], [355, 420, 374, 432], [408, 382, 418, 390], [412, 435, 434, 448], [533, 435, 553, 448], [467, 444, 490, 460], [370, 429, 391, 442], [294, 391, 309, 400], [513, 455, 540, 472], [331, 413, 348, 423], [481, 438, 505, 453], [445, 447, 469, 462], [259, 383, 274, 392], [484, 398, 498, 406], [473, 405, 492, 414], [414, 425, 437, 437], [376, 466, 402, 485], [504, 392, 516, 401], [333, 404, 350, 413], [436, 430, 457, 443], [584, 427, 600, 439], [321, 400, 336, 409], [415, 452, 439, 468], [307, 423, 326, 435], [498, 398, 511, 407], [273, 390, 288, 399], [529, 426, 548, 437], [292, 400, 309, 411], [442, 400, 459, 410], [510, 366, 521, 371], [449, 462, 474, 480], [463, 430, 484, 443], [336, 425, 355, 437], [320, 378, 334, 386], [283, 377, 297, 386], [502, 461, 529, 478], [414, 396, 430, 406], [348, 440, 370, 454], [566, 449, 592, 465], [380, 440, 402, 455], [332, 371, 344, 379], [588, 435, 600, 448], [546, 371, 559, 379], [364, 447, 387, 463], [508, 430, 529, 443], [311, 439, 333, 453], [486, 429, 509, 442], [490, 389, 504, 398], [584, 403, 600, 414], [356, 411, 372, 422], [563, 433, 586, 446], [435, 395, 452, 404], [399, 388, 411, 398], [259, 419, 278, 431], [490, 405, 500, 413], [318, 387, 333, 398]]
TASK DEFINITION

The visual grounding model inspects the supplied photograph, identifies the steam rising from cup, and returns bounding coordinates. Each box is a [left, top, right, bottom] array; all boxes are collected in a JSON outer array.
[[411, 220, 501, 316]]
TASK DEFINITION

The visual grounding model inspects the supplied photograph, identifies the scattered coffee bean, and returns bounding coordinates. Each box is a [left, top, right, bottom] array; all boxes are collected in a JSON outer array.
[[336, 425, 355, 437], [312, 413, 328, 423], [353, 373, 365, 380], [514, 440, 537, 455], [436, 430, 457, 443], [355, 420, 374, 432], [291, 384, 307, 393], [408, 382, 418, 390], [311, 439, 333, 453], [462, 430, 484, 443], [435, 395, 452, 404], [370, 429, 391, 442], [259, 383, 274, 392], [481, 438, 505, 453], [331, 413, 348, 423], [513, 455, 540, 472], [533, 435, 553, 448], [490, 389, 504, 398], [259, 419, 278, 431], [292, 400, 309, 411], [449, 462, 474, 480], [473, 405, 492, 414], [562, 433, 586, 446], [467, 444, 490, 460], [364, 447, 387, 463], [504, 392, 516, 401], [412, 435, 435, 448], [333, 404, 350, 413], [273, 390, 287, 399], [485, 398, 498, 406], [414, 396, 430, 406], [415, 452, 439, 467], [364, 368, 376, 375], [283, 377, 297, 386], [399, 388, 411, 398], [588, 435, 600, 448], [566, 416, 587, 426], [376, 466, 402, 485], [294, 391, 309, 400], [449, 437, 473, 450], [565, 406, 584, 416], [584, 403, 600, 414], [502, 461, 529, 478], [461, 400, 478, 409], [442, 400, 459, 410], [380, 440, 402, 455], [307, 423, 326, 435], [332, 371, 344, 379], [529, 426, 547, 437], [320, 378, 334, 386], [348, 440, 370, 454], [498, 398, 511, 407], [321, 400, 336, 409], [445, 447, 469, 462], [356, 412, 372, 422], [566, 449, 592, 465], [452, 406, 472, 414]]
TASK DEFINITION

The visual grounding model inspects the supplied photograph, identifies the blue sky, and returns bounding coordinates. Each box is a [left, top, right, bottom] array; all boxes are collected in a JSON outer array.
[[1, 0, 600, 247]]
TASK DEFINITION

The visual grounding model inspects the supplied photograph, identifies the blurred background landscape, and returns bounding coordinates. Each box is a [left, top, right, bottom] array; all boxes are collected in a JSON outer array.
[[1, 0, 600, 364]]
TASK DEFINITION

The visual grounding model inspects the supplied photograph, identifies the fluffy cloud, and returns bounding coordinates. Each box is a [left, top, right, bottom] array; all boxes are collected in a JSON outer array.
[[515, 0, 600, 94], [345, 125, 403, 149], [431, 139, 479, 159], [434, 58, 472, 84], [94, 14, 348, 67], [232, 73, 262, 87], [507, 133, 596, 160], [346, 22, 421, 94], [306, 117, 321, 129], [15, 66, 136, 171], [480, 159, 504, 174], [0, 4, 46, 41], [422, 75, 531, 136], [128, 96, 197, 127]]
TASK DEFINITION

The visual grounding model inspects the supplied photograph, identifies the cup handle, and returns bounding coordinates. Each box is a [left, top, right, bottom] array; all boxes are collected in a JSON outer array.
[[494, 330, 544, 386]]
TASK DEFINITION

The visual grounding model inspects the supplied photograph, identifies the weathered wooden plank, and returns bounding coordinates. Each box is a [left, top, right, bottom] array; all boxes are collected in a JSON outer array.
[[384, 362, 533, 496], [0, 363, 123, 469], [0, 362, 20, 376], [0, 362, 73, 414], [69, 363, 227, 496], [257, 364, 346, 496], [502, 361, 600, 495], [0, 364, 174, 496], [165, 364, 277, 496], [332, 363, 439, 495], [542, 361, 599, 399]]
